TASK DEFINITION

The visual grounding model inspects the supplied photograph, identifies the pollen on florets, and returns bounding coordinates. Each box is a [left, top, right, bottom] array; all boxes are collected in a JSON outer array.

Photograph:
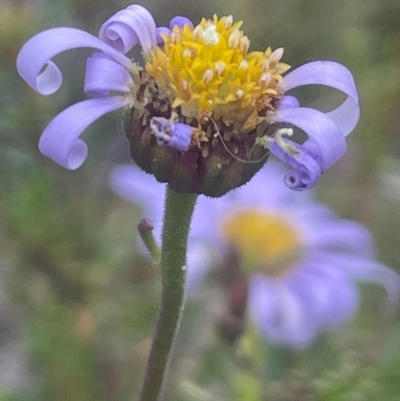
[[144, 15, 290, 134]]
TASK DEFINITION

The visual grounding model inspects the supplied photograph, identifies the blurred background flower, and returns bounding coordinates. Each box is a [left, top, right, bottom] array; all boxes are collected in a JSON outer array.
[[110, 162, 399, 350], [2, 1, 400, 400]]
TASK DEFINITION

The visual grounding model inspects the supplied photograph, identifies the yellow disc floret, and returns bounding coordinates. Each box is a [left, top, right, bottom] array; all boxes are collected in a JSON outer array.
[[222, 209, 301, 275], [145, 15, 290, 132]]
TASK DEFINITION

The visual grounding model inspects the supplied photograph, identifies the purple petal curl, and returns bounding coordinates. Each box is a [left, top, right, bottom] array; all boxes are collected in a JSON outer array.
[[167, 123, 193, 151], [269, 138, 322, 190], [169, 16, 194, 29], [273, 107, 347, 171], [278, 95, 300, 110], [230, 161, 313, 206], [281, 61, 359, 136], [99, 5, 157, 54], [156, 17, 193, 46], [156, 27, 171, 46], [150, 117, 192, 152], [16, 28, 132, 96], [84, 53, 133, 97], [39, 97, 129, 169]]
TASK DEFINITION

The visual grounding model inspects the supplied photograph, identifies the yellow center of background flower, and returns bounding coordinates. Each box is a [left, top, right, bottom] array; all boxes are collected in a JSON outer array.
[[145, 15, 290, 130], [222, 209, 301, 275]]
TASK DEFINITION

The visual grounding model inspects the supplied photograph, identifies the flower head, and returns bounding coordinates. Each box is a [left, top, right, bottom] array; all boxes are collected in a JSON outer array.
[[17, 5, 359, 195], [109, 162, 399, 348], [146, 16, 289, 128]]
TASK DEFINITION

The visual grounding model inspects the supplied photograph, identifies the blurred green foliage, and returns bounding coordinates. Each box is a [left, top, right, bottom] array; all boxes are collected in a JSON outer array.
[[1, 0, 400, 400]]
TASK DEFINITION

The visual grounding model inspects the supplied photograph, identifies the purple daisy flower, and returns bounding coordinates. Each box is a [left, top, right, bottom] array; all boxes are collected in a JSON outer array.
[[17, 5, 359, 192], [109, 162, 398, 348]]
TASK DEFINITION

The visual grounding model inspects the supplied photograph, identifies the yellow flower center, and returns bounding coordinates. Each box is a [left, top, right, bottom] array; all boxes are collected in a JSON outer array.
[[221, 209, 302, 275], [145, 15, 290, 133]]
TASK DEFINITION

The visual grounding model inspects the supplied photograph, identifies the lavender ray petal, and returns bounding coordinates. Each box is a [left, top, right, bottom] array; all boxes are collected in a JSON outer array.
[[232, 161, 313, 205], [248, 276, 280, 340], [108, 164, 165, 231], [39, 97, 129, 169], [185, 241, 212, 293], [169, 16, 194, 29], [281, 61, 359, 136], [84, 53, 133, 97], [291, 203, 336, 221], [306, 220, 375, 258], [313, 252, 400, 308], [17, 28, 132, 95], [156, 27, 171, 46], [326, 97, 359, 137], [289, 262, 359, 328], [273, 107, 347, 170], [278, 95, 299, 110], [150, 118, 192, 151], [99, 5, 157, 54], [269, 139, 322, 190], [249, 275, 317, 348], [168, 123, 192, 151], [190, 196, 225, 245]]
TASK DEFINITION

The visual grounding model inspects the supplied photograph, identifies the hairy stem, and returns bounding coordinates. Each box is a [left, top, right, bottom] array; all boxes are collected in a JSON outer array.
[[138, 186, 198, 401]]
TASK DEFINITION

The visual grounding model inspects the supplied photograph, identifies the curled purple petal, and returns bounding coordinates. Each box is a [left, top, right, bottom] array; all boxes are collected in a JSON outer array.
[[231, 161, 313, 206], [327, 97, 359, 138], [84, 53, 133, 97], [169, 16, 194, 29], [16, 28, 132, 95], [269, 138, 322, 190], [273, 107, 346, 171], [278, 95, 300, 110], [39, 97, 129, 169], [168, 123, 193, 151], [99, 5, 157, 54], [156, 27, 171, 46], [156, 17, 193, 47], [281, 61, 359, 136], [150, 117, 192, 151]]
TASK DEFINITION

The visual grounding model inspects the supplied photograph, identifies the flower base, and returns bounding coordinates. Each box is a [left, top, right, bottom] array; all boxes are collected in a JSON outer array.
[[125, 99, 275, 197]]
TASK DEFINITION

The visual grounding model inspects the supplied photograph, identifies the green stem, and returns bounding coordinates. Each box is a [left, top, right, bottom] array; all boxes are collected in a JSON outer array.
[[138, 186, 198, 401], [138, 218, 161, 265], [267, 344, 291, 381]]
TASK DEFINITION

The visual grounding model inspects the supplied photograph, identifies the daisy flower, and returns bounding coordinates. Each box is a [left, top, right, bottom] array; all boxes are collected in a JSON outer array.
[[110, 162, 398, 348], [18, 4, 359, 194]]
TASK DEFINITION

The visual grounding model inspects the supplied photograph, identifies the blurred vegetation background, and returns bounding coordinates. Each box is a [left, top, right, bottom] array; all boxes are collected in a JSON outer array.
[[1, 0, 400, 400]]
